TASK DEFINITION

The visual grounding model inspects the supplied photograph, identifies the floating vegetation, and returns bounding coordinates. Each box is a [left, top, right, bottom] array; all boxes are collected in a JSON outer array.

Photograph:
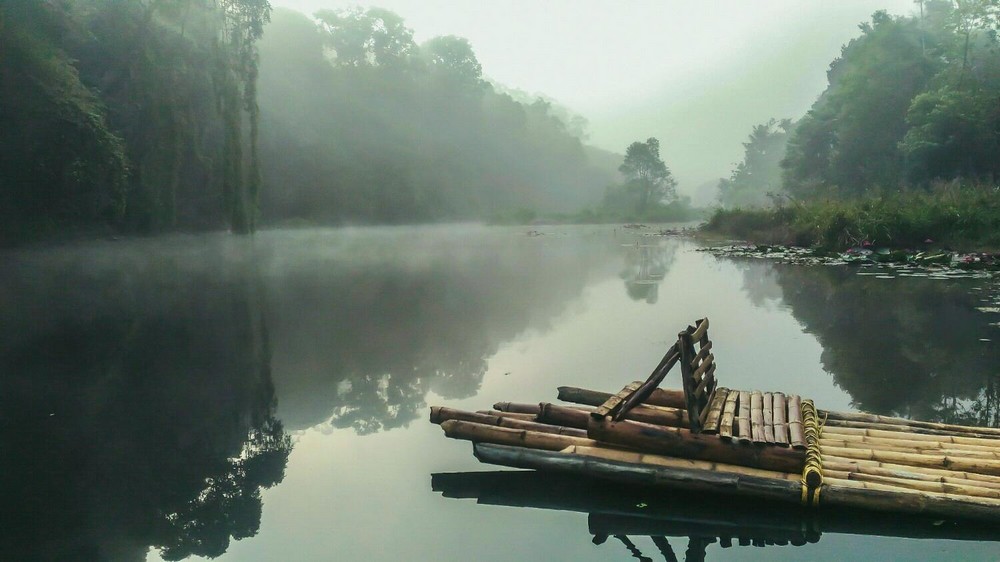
[[700, 244, 998, 279]]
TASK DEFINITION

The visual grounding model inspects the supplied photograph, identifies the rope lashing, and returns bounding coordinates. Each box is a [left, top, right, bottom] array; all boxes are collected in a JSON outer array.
[[800, 399, 825, 506]]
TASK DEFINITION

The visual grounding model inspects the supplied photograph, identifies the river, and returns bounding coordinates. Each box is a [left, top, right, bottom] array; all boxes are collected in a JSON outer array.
[[3, 224, 999, 561]]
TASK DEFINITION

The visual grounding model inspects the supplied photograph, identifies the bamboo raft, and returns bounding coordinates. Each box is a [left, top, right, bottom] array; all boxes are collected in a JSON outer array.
[[430, 318, 1000, 523], [432, 471, 1000, 558]]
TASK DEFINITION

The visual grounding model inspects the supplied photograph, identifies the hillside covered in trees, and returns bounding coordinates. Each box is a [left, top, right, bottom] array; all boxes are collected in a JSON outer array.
[[717, 1, 1000, 208], [0, 2, 619, 244], [258, 8, 619, 224]]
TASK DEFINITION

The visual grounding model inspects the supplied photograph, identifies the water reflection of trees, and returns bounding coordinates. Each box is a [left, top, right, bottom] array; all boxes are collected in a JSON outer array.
[[0, 241, 291, 561], [266, 232, 616, 431], [750, 264, 1000, 425], [620, 242, 676, 304]]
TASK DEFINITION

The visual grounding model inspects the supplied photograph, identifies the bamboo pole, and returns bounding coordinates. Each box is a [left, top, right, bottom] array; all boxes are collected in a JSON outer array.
[[587, 416, 805, 473], [822, 477, 1000, 518], [823, 426, 1000, 449], [567, 445, 799, 481], [719, 391, 738, 439], [824, 418, 1000, 439], [737, 391, 751, 444], [773, 393, 789, 446], [477, 410, 538, 420], [821, 445, 1000, 477], [750, 391, 765, 444], [690, 317, 709, 342], [431, 407, 588, 437], [556, 385, 687, 409], [692, 340, 713, 367], [591, 381, 643, 419], [471, 443, 1000, 522], [822, 459, 1000, 490], [825, 471, 1000, 499], [439, 419, 599, 451], [493, 402, 546, 415], [823, 455, 1000, 485], [432, 472, 1000, 542], [703, 388, 728, 434], [821, 410, 1000, 438], [538, 402, 689, 430], [820, 437, 1000, 459], [788, 395, 804, 449], [694, 362, 716, 396], [763, 392, 775, 444], [616, 345, 683, 420], [472, 442, 803, 505]]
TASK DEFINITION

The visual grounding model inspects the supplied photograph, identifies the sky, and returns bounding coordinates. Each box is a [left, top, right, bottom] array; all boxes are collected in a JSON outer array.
[[269, 0, 917, 200]]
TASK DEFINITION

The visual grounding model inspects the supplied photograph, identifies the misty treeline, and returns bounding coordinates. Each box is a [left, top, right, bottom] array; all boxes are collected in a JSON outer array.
[[257, 8, 617, 224], [0, 2, 620, 244], [719, 1, 1000, 208], [0, 0, 270, 241]]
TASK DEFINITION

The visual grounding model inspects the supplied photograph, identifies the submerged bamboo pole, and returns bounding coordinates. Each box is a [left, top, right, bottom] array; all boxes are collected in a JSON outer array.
[[431, 407, 587, 437], [557, 385, 687, 410], [719, 391, 738, 439], [587, 416, 805, 473], [821, 410, 1000, 438], [473, 442, 803, 504], [439, 419, 599, 451], [471, 443, 1000, 522], [737, 391, 751, 443]]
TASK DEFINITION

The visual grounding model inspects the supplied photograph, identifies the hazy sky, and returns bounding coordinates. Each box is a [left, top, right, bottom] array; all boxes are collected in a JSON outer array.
[[269, 0, 916, 198]]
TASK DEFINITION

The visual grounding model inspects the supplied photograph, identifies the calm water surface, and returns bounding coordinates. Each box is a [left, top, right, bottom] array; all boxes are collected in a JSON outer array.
[[3, 225, 999, 561]]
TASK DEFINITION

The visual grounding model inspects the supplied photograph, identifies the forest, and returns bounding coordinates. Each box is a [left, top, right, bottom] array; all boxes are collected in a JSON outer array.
[[0, 2, 625, 244], [713, 1, 1000, 249]]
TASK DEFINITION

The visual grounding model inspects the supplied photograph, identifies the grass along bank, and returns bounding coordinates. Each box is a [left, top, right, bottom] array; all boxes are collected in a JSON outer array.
[[703, 185, 1000, 252]]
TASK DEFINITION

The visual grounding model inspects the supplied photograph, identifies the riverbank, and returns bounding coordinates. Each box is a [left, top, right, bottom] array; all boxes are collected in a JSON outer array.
[[703, 187, 1000, 252]]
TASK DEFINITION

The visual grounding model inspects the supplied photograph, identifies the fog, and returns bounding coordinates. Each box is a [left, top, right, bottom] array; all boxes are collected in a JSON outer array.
[[270, 0, 916, 200]]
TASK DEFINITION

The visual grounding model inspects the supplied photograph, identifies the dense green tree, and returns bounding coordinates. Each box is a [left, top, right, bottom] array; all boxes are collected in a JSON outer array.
[[315, 7, 416, 69], [901, 86, 1000, 181], [617, 137, 677, 212], [782, 11, 940, 198], [718, 118, 793, 208], [0, 1, 128, 241], [0, 0, 271, 242], [256, 8, 616, 225], [420, 35, 484, 88]]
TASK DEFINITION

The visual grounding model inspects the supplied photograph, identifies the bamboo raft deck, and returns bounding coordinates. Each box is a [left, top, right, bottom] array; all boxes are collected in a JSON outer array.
[[430, 318, 1000, 523]]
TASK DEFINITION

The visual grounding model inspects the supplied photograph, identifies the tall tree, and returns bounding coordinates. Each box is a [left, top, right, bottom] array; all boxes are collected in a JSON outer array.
[[718, 118, 793, 208], [618, 137, 677, 212]]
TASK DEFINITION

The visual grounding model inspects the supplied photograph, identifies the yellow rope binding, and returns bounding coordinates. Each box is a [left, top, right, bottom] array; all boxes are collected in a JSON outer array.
[[800, 399, 824, 506]]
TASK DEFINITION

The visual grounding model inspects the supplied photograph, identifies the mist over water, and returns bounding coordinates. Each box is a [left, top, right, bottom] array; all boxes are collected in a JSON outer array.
[[4, 225, 1000, 560]]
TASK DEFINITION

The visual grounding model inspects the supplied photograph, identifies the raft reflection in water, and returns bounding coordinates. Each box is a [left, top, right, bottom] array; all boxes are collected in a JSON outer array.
[[431, 470, 1000, 561]]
